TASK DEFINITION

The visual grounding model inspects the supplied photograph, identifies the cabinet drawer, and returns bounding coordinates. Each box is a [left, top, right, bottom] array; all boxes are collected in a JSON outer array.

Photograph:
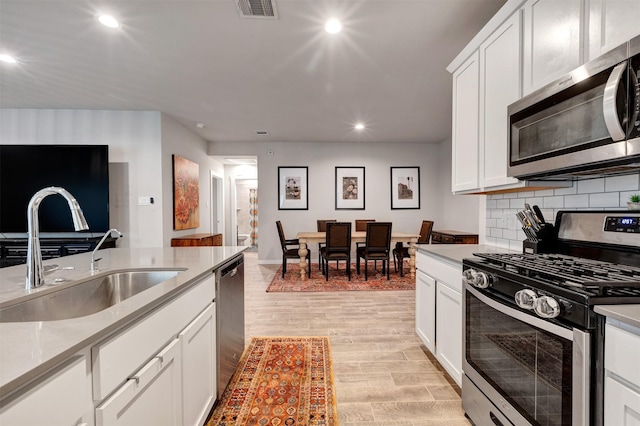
[[92, 274, 215, 400], [605, 322, 640, 389], [96, 338, 182, 426], [0, 355, 90, 426], [417, 252, 462, 293]]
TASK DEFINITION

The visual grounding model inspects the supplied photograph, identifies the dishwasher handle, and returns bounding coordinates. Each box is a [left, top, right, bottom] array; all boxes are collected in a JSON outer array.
[[221, 256, 243, 277]]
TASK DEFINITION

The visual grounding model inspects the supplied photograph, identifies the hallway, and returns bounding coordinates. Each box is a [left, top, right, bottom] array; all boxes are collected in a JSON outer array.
[[242, 251, 470, 425]]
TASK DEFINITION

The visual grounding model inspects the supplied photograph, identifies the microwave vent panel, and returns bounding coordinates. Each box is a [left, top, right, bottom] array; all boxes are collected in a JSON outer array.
[[235, 0, 278, 18]]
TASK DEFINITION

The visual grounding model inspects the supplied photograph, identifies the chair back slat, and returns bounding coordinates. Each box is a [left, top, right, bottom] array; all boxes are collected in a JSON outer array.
[[418, 220, 434, 244], [355, 219, 375, 232], [326, 222, 352, 251], [276, 220, 288, 250], [317, 219, 337, 232], [365, 222, 392, 251]]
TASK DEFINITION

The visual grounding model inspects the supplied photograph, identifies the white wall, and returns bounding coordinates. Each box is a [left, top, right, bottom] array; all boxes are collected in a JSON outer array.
[[160, 113, 224, 247], [210, 140, 481, 263]]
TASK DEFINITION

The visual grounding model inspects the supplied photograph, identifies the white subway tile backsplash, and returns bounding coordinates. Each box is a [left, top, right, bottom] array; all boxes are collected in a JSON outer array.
[[534, 189, 555, 197], [577, 178, 605, 194], [485, 173, 640, 247], [605, 175, 640, 192], [496, 199, 510, 208], [509, 198, 525, 209], [564, 194, 589, 208], [554, 185, 577, 196], [589, 192, 620, 207], [543, 196, 565, 208]]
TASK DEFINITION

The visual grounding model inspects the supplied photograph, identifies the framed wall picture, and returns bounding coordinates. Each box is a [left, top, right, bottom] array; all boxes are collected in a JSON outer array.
[[173, 154, 200, 230], [335, 167, 365, 210], [278, 166, 308, 210], [390, 167, 420, 209]]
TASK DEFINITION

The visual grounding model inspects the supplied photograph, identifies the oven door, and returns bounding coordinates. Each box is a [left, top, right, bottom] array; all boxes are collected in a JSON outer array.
[[463, 285, 590, 426]]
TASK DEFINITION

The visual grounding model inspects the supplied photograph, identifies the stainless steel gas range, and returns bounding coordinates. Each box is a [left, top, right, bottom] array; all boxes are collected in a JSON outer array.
[[461, 210, 640, 426]]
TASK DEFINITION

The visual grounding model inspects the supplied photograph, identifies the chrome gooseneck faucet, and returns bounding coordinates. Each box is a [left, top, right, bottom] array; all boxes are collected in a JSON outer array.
[[26, 187, 89, 289], [91, 229, 122, 273]]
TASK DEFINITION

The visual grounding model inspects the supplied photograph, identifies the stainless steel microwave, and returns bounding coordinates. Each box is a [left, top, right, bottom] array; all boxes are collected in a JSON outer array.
[[508, 35, 640, 179]]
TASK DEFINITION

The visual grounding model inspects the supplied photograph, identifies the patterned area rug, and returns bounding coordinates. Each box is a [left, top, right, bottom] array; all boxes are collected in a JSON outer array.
[[206, 336, 337, 426], [267, 261, 415, 292]]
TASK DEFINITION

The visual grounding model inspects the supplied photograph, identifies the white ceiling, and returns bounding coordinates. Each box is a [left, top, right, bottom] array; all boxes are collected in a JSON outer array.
[[0, 0, 505, 144]]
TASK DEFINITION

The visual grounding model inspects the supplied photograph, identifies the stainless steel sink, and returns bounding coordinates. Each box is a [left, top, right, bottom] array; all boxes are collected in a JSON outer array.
[[0, 270, 183, 322]]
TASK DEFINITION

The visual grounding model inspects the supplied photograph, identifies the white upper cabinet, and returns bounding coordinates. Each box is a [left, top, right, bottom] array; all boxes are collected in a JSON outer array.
[[588, 0, 640, 60], [451, 52, 480, 193], [522, 0, 585, 95], [479, 12, 522, 189]]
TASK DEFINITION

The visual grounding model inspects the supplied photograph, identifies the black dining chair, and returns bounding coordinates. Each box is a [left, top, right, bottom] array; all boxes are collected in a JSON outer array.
[[316, 219, 337, 269], [276, 220, 310, 278], [393, 220, 433, 276], [320, 222, 352, 281], [356, 222, 392, 281]]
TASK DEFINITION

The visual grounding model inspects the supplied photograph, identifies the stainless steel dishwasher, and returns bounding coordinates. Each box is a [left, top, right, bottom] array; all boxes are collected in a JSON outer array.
[[215, 254, 245, 399]]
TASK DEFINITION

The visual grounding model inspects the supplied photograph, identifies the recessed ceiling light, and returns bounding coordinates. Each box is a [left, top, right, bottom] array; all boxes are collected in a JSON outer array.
[[195, 122, 205, 129], [0, 54, 17, 64], [355, 123, 365, 130], [97, 14, 120, 28], [325, 19, 342, 34]]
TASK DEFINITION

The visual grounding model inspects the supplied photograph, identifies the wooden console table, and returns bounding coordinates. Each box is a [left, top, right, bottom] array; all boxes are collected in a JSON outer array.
[[171, 233, 222, 247], [431, 230, 478, 245]]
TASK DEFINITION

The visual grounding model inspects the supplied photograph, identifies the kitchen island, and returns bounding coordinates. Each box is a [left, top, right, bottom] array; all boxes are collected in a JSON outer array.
[[0, 246, 245, 425]]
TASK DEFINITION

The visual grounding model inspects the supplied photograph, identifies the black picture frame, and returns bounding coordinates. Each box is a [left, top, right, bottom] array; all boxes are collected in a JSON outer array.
[[335, 166, 365, 210], [390, 167, 420, 209], [278, 166, 308, 210]]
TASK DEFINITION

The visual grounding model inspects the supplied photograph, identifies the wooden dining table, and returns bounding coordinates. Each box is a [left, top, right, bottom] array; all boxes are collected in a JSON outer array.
[[296, 231, 420, 280]]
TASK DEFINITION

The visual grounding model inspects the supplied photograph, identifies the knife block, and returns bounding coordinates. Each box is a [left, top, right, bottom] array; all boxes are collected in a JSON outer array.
[[522, 224, 556, 254]]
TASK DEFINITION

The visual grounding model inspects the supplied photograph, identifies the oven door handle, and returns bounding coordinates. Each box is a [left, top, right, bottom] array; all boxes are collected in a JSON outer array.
[[465, 285, 574, 340], [603, 61, 628, 141]]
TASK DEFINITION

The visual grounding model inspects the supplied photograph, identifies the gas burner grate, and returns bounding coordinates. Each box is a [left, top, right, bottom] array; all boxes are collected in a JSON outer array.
[[473, 253, 640, 296]]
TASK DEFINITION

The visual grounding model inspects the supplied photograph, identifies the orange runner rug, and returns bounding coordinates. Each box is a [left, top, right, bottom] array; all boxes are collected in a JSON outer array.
[[206, 336, 338, 426]]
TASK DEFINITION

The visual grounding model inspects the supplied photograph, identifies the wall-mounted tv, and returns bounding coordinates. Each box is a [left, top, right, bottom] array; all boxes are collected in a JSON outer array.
[[0, 145, 109, 236]]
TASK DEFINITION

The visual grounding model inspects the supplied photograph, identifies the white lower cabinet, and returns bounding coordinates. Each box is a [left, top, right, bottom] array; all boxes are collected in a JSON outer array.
[[0, 354, 93, 426], [604, 319, 640, 425], [96, 338, 183, 426], [416, 270, 436, 353], [180, 303, 216, 426], [416, 250, 463, 386], [435, 282, 463, 386]]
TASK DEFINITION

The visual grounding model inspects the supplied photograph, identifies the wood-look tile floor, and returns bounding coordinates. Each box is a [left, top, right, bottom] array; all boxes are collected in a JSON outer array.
[[243, 252, 471, 425]]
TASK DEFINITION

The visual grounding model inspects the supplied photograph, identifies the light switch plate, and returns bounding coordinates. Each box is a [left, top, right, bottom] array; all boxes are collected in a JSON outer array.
[[138, 196, 152, 205]]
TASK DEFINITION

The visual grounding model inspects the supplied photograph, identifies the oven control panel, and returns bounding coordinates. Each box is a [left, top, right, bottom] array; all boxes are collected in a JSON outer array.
[[603, 215, 640, 233]]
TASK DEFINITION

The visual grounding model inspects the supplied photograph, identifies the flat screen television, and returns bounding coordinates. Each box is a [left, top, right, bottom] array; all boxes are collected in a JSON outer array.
[[0, 145, 109, 236]]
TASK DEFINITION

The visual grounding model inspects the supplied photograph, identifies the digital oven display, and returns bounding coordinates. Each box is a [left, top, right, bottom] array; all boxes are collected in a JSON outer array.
[[604, 216, 640, 233]]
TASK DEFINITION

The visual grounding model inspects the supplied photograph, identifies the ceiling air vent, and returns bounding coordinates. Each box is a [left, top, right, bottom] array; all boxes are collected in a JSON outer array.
[[255, 130, 269, 135], [235, 0, 278, 19]]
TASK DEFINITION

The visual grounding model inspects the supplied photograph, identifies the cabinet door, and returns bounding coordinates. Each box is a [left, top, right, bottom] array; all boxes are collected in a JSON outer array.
[[605, 376, 640, 426], [435, 283, 463, 386], [96, 338, 182, 426], [522, 0, 584, 94], [452, 51, 480, 192], [0, 355, 91, 426], [180, 303, 217, 426], [416, 270, 436, 353], [589, 0, 640, 60], [479, 12, 522, 189]]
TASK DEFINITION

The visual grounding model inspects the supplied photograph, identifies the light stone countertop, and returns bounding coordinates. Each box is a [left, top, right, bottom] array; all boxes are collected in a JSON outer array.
[[417, 243, 519, 264], [594, 305, 640, 329], [0, 246, 246, 397]]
